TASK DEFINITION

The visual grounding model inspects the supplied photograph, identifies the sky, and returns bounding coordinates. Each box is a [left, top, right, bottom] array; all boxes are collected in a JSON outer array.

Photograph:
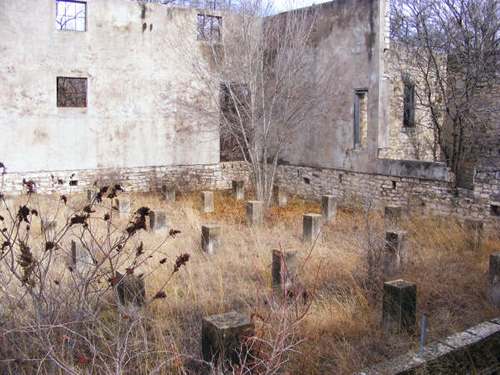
[[269, 0, 332, 13]]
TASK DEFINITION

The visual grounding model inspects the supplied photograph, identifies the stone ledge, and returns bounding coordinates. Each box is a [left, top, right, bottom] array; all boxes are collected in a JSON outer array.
[[356, 318, 500, 375]]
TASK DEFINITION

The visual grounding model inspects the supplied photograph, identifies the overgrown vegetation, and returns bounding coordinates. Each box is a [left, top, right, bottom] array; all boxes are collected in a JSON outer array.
[[0, 178, 498, 374]]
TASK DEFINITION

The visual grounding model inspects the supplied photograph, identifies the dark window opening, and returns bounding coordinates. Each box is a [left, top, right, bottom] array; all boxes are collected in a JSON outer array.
[[491, 204, 500, 217], [56, 0, 87, 32], [392, 181, 397, 189], [69, 180, 78, 186], [57, 77, 87, 108], [303, 177, 311, 185], [354, 89, 368, 148], [219, 82, 250, 161], [197, 14, 222, 42], [339, 174, 343, 184], [403, 78, 416, 127]]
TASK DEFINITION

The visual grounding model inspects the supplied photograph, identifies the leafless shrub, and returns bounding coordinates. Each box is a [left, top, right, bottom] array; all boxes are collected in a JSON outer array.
[[0, 170, 187, 374]]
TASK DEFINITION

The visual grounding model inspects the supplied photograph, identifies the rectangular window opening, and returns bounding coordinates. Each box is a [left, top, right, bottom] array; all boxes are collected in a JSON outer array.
[[403, 78, 416, 127], [197, 14, 222, 42], [219, 82, 250, 161], [57, 77, 87, 108], [491, 204, 500, 217], [354, 89, 368, 148], [56, 0, 87, 32]]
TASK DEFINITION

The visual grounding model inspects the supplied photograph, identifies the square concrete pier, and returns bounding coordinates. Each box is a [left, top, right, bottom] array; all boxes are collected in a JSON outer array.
[[201, 191, 214, 213], [321, 195, 337, 223], [148, 210, 167, 232], [382, 279, 417, 334], [303, 213, 322, 243], [272, 250, 298, 294], [246, 200, 264, 226], [273, 186, 288, 207], [232, 180, 245, 200], [202, 311, 254, 368], [201, 224, 221, 255]]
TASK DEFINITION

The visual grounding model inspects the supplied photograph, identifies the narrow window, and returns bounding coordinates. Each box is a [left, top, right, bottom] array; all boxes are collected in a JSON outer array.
[[57, 77, 87, 108], [197, 14, 222, 42], [354, 89, 368, 148], [56, 1, 87, 32], [219, 82, 250, 161], [403, 78, 416, 127]]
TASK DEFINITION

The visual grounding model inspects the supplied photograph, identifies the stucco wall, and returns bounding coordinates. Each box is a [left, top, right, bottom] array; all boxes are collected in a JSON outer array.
[[276, 0, 388, 174], [0, 0, 219, 173]]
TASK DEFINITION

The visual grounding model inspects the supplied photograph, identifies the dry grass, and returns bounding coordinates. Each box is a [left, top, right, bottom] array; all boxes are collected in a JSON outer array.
[[1, 190, 499, 374]]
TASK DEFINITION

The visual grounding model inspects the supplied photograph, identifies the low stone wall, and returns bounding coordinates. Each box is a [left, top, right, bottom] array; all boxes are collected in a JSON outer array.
[[357, 318, 500, 374], [275, 164, 499, 227], [475, 168, 500, 201], [0, 162, 250, 196], [1, 160, 498, 228]]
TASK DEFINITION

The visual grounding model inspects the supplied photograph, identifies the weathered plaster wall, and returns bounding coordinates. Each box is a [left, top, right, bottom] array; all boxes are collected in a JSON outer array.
[[0, 0, 219, 173], [276, 0, 388, 174]]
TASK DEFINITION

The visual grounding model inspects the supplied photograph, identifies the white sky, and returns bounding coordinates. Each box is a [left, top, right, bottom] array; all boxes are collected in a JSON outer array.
[[272, 0, 332, 13]]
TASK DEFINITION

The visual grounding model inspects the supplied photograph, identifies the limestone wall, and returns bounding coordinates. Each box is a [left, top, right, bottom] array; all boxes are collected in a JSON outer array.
[[0, 162, 249, 196], [274, 163, 499, 227], [1, 159, 498, 227], [379, 48, 440, 162]]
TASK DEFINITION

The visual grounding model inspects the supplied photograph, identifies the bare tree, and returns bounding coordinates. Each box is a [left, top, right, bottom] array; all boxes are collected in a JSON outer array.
[[390, 0, 499, 187], [170, 0, 334, 204]]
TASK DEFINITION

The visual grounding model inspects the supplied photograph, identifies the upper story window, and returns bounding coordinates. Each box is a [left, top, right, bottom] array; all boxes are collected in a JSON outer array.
[[403, 77, 416, 128], [57, 77, 87, 108], [56, 0, 87, 32], [197, 14, 222, 42]]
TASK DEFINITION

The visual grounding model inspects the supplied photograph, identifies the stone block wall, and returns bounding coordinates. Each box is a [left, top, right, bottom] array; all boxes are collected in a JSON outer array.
[[475, 168, 500, 204], [1, 160, 498, 229], [379, 48, 440, 162], [274, 163, 499, 227], [0, 162, 250, 196]]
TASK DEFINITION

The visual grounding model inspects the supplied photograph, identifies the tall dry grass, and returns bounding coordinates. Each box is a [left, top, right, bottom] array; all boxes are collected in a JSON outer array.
[[0, 188, 498, 374]]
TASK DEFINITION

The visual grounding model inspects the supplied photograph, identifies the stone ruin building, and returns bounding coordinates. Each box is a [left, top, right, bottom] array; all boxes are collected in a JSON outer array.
[[0, 0, 499, 227]]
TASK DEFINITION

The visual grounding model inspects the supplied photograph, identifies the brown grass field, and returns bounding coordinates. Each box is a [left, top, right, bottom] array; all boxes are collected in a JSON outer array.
[[0, 189, 499, 374]]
